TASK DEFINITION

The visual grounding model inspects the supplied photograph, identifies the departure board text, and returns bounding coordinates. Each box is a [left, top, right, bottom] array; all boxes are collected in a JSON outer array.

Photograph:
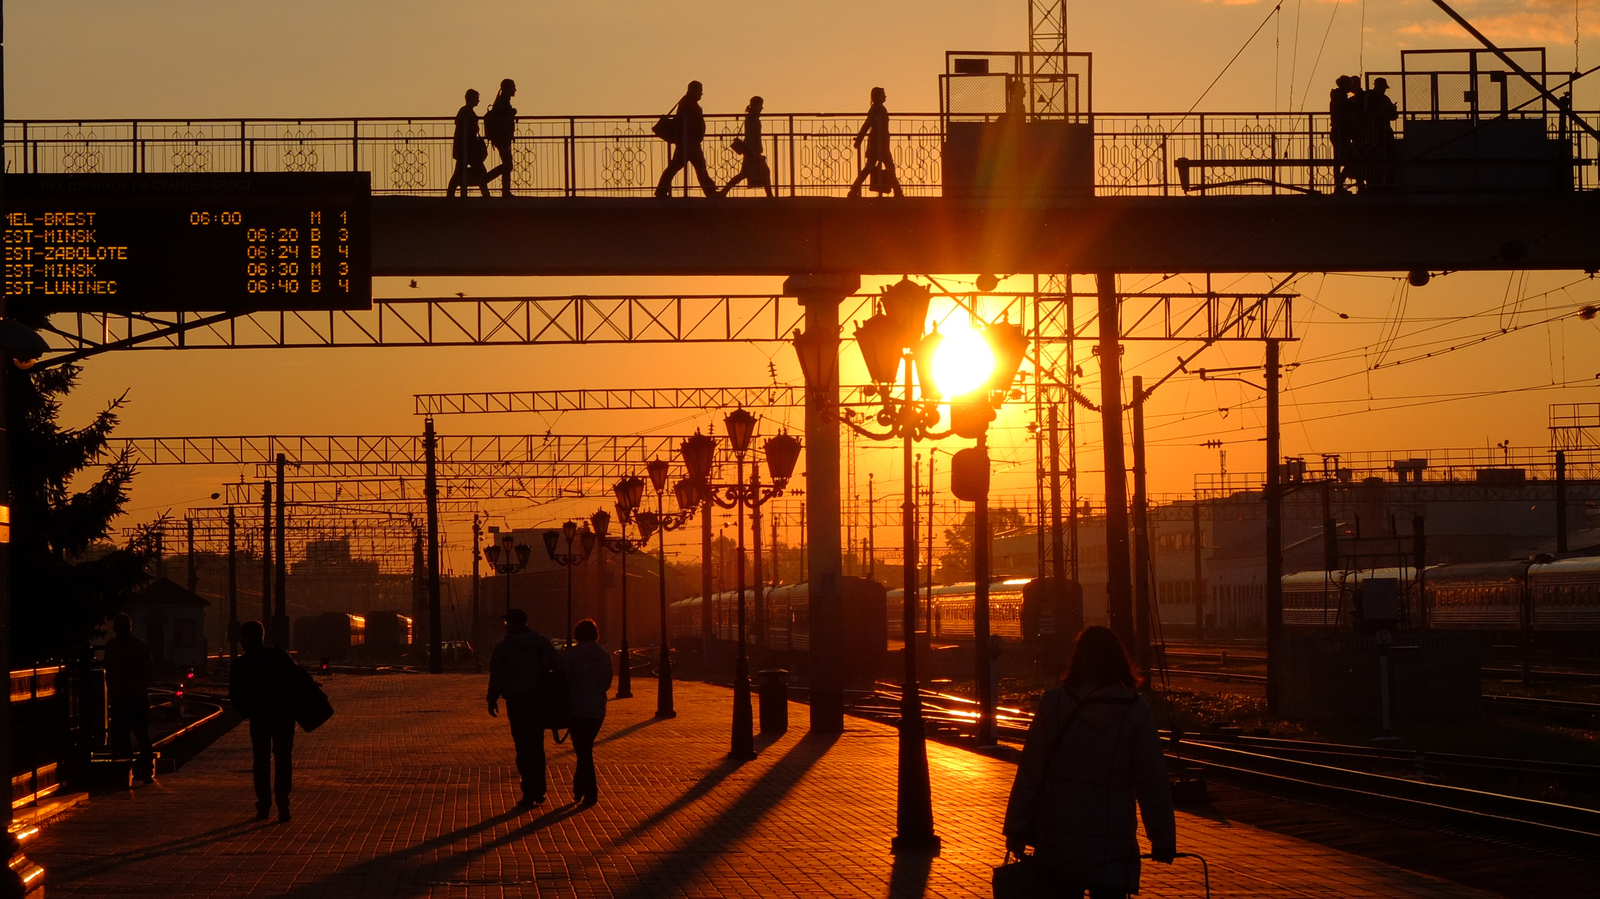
[[4, 173, 371, 313]]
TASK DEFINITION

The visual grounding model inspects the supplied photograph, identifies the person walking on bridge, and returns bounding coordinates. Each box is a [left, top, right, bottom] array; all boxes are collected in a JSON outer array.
[[1003, 626, 1175, 898], [449, 88, 491, 198], [230, 620, 299, 823], [104, 613, 155, 784], [483, 79, 518, 197], [655, 81, 718, 198], [564, 618, 612, 805], [721, 96, 774, 197], [488, 608, 560, 807], [848, 87, 903, 198]]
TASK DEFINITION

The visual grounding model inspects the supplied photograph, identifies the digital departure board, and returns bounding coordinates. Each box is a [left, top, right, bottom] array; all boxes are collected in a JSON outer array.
[[4, 172, 371, 313]]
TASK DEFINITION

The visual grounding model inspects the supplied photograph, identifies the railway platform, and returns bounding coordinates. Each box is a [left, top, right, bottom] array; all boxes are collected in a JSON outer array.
[[25, 674, 1505, 898]]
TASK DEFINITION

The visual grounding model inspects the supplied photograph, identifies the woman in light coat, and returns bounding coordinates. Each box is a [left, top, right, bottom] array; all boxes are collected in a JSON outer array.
[[564, 618, 612, 805], [1003, 626, 1176, 898]]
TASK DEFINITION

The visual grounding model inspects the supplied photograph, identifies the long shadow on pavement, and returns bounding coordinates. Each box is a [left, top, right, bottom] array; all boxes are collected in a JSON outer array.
[[273, 802, 585, 898], [608, 731, 841, 899], [594, 714, 666, 746], [47, 818, 259, 883], [887, 849, 936, 899]]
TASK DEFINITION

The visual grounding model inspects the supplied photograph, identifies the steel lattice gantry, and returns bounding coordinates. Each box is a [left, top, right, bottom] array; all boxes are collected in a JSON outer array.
[[43, 291, 1294, 362]]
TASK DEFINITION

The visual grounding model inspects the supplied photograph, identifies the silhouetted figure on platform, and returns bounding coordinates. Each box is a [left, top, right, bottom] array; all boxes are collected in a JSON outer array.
[[1329, 75, 1364, 194], [564, 618, 611, 805], [848, 87, 902, 198], [721, 96, 774, 197], [655, 81, 718, 198], [488, 608, 559, 807], [1361, 77, 1399, 190], [484, 79, 518, 197], [1004, 626, 1175, 899], [449, 88, 491, 198], [103, 613, 154, 784], [230, 620, 298, 823]]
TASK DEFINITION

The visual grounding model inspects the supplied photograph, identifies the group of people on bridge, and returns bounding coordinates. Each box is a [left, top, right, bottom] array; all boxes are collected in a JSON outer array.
[[1329, 74, 1399, 193], [447, 81, 903, 198]]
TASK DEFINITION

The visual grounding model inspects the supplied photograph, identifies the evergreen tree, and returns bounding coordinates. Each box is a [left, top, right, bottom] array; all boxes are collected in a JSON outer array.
[[7, 361, 154, 663]]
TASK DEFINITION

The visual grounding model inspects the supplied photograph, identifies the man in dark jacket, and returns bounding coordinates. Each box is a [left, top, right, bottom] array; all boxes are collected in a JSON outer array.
[[487, 608, 557, 807], [103, 613, 155, 783], [654, 80, 718, 198], [229, 620, 297, 822], [449, 88, 490, 198]]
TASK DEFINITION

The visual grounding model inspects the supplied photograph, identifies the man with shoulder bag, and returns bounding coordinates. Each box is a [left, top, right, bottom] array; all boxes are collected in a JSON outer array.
[[488, 608, 560, 808]]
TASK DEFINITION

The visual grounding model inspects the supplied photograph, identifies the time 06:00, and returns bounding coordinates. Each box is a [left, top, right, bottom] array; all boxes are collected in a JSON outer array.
[[189, 211, 243, 225]]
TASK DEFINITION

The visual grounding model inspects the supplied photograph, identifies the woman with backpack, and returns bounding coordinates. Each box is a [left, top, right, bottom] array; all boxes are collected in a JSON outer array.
[[483, 79, 518, 197], [1002, 626, 1176, 899], [565, 618, 612, 805]]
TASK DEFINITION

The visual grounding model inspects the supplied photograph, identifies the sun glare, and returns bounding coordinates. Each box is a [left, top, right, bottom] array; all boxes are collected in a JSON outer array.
[[931, 323, 995, 398]]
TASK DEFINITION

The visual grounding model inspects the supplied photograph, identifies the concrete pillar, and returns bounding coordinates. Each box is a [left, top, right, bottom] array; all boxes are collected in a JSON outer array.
[[784, 273, 859, 735]]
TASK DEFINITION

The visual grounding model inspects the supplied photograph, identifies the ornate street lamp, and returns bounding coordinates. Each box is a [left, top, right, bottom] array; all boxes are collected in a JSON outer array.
[[680, 430, 719, 664], [641, 460, 697, 719], [543, 521, 596, 645], [609, 476, 649, 700], [839, 276, 966, 854], [681, 411, 800, 762], [483, 531, 533, 614]]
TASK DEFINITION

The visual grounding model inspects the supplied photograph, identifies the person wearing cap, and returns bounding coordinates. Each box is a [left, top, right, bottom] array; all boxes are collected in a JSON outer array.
[[1361, 76, 1399, 189], [487, 608, 559, 807]]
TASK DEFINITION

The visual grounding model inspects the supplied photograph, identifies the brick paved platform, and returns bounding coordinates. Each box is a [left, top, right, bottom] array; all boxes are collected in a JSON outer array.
[[28, 674, 1501, 898]]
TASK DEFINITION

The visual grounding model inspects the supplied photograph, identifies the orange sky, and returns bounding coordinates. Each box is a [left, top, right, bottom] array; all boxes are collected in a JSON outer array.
[[12, 1, 1600, 575]]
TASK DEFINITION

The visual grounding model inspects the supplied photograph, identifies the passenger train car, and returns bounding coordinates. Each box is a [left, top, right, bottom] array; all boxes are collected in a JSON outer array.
[[668, 576, 1081, 680], [361, 611, 415, 661], [1283, 556, 1600, 648], [292, 612, 366, 663]]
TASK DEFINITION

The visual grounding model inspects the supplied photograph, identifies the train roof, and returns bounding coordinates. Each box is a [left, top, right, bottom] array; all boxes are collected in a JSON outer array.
[[1528, 556, 1600, 576], [1422, 560, 1530, 583], [884, 578, 1031, 600], [1282, 567, 1418, 586]]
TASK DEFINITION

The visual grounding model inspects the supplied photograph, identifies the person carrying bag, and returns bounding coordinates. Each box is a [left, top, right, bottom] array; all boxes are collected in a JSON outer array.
[[999, 626, 1176, 899]]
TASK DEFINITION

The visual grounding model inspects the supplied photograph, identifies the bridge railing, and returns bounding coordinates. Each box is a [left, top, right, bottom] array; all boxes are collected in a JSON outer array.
[[7, 110, 1596, 196]]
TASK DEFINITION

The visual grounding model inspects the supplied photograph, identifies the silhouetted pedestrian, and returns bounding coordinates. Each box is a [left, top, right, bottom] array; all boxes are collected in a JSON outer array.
[[488, 607, 559, 807], [1003, 626, 1175, 899], [848, 87, 902, 198], [449, 88, 491, 198], [103, 613, 154, 784], [1361, 77, 1399, 189], [484, 79, 518, 197], [1329, 75, 1362, 194], [229, 620, 298, 823], [655, 81, 719, 198], [721, 96, 774, 197], [563, 618, 611, 805]]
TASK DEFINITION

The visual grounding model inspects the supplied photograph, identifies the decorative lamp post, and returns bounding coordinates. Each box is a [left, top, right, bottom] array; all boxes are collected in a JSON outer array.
[[591, 508, 612, 648], [679, 430, 718, 662], [543, 520, 596, 645], [482, 532, 533, 614], [842, 277, 950, 854], [722, 408, 759, 761], [642, 459, 698, 719], [610, 476, 648, 700]]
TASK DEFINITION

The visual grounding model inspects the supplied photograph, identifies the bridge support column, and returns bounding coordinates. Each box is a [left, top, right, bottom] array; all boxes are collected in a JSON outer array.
[[785, 273, 859, 735], [1096, 273, 1135, 650]]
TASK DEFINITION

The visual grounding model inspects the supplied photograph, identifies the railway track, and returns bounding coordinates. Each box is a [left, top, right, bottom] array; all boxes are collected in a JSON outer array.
[[844, 684, 1600, 854]]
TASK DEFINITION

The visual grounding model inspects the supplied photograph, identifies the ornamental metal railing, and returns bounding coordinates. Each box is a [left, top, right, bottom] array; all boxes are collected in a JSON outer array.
[[8, 109, 1596, 197]]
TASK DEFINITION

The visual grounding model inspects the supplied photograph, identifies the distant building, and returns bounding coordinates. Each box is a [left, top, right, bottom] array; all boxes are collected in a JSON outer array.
[[125, 577, 210, 672]]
